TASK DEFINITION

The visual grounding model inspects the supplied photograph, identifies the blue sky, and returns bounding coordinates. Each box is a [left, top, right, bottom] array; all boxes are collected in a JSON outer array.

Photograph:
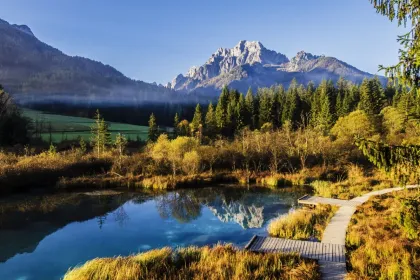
[[0, 0, 405, 84]]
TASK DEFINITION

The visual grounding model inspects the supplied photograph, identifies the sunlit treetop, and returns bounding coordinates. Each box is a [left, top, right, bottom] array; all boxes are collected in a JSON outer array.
[[371, 0, 420, 91]]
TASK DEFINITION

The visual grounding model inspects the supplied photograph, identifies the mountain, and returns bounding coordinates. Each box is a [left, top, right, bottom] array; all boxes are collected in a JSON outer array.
[[169, 40, 384, 95], [0, 18, 173, 105]]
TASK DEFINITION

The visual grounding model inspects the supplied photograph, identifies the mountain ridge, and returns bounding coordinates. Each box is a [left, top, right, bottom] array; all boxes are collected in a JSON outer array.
[[169, 40, 384, 95], [0, 18, 174, 105]]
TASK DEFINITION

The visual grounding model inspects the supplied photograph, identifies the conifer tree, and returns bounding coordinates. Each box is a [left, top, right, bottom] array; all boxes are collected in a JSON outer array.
[[245, 88, 256, 129], [215, 86, 229, 132], [191, 104, 203, 133], [114, 133, 127, 159], [358, 78, 385, 117], [258, 89, 274, 127], [226, 100, 236, 136], [148, 113, 159, 142], [236, 93, 246, 131], [91, 110, 111, 157], [205, 102, 217, 136], [173, 113, 180, 137]]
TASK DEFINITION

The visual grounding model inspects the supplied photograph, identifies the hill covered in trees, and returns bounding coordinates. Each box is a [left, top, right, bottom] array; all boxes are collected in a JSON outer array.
[[0, 18, 175, 105]]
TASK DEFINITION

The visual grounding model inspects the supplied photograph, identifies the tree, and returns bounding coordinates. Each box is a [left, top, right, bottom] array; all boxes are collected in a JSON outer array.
[[0, 87, 30, 146], [236, 93, 246, 131], [245, 88, 256, 129], [381, 106, 406, 143], [191, 104, 203, 134], [173, 113, 180, 137], [331, 110, 376, 147], [358, 78, 385, 118], [258, 89, 274, 127], [148, 113, 159, 142], [215, 86, 229, 133], [370, 0, 420, 90], [114, 133, 128, 159], [182, 151, 201, 175], [91, 110, 111, 157], [205, 102, 217, 136]]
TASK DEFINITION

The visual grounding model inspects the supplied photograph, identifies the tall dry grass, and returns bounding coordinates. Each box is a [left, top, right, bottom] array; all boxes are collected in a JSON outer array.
[[268, 205, 338, 240], [346, 190, 420, 279], [64, 244, 320, 280], [0, 151, 113, 195]]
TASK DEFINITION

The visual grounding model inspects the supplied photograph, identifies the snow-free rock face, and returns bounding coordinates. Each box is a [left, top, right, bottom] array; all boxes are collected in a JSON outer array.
[[170, 41, 383, 95], [170, 40, 288, 91]]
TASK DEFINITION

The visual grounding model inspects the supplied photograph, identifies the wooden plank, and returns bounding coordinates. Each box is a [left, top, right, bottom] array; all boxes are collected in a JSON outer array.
[[253, 236, 263, 251], [266, 237, 273, 253], [244, 235, 257, 250]]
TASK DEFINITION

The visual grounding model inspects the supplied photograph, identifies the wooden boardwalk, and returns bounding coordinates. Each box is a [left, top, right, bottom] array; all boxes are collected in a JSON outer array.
[[246, 185, 419, 280], [245, 236, 346, 263], [298, 195, 362, 207]]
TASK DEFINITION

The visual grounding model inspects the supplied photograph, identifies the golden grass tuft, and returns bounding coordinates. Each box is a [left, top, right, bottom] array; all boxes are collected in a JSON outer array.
[[268, 204, 338, 240], [64, 244, 320, 280], [346, 190, 420, 279]]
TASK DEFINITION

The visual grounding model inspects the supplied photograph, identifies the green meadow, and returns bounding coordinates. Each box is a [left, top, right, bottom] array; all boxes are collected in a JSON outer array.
[[22, 109, 149, 143]]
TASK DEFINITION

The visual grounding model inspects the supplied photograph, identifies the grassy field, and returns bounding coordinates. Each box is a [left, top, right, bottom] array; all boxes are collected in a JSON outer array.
[[22, 109, 150, 143]]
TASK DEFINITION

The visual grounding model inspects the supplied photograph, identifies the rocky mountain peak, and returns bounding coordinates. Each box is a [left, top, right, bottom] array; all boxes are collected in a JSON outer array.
[[171, 40, 289, 90], [291, 51, 320, 63]]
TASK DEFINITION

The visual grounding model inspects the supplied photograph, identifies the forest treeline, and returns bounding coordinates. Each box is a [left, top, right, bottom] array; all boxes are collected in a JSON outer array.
[[167, 77, 419, 144]]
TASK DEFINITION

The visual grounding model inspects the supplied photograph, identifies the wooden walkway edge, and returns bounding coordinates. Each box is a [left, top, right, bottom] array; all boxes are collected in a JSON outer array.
[[246, 235, 346, 263], [246, 185, 420, 280]]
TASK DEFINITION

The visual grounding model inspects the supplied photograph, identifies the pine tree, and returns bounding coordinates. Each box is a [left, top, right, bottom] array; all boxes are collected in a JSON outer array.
[[173, 113, 180, 137], [336, 77, 348, 117], [215, 86, 229, 133], [358, 78, 385, 117], [191, 104, 203, 134], [91, 110, 111, 157], [273, 86, 284, 127], [114, 133, 127, 159], [282, 80, 301, 125], [205, 102, 217, 136], [245, 88, 256, 129], [236, 93, 246, 131], [226, 100, 236, 136], [258, 89, 274, 127], [148, 113, 159, 142]]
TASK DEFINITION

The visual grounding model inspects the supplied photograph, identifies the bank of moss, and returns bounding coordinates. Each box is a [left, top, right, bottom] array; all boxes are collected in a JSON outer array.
[[64, 244, 320, 280]]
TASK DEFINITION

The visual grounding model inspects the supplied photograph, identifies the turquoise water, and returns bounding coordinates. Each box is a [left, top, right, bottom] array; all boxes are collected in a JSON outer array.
[[0, 187, 304, 280]]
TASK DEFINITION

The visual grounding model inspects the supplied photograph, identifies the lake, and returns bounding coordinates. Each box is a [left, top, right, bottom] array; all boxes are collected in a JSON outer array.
[[0, 186, 305, 280]]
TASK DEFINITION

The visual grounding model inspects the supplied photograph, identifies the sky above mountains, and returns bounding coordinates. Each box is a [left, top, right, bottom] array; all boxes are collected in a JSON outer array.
[[0, 0, 405, 84]]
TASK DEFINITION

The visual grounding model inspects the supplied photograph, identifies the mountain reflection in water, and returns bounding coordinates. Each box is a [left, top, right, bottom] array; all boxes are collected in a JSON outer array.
[[0, 186, 306, 280]]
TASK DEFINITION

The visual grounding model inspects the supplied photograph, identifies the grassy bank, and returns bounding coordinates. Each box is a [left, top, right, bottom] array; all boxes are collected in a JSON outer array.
[[346, 189, 420, 279], [0, 151, 113, 195], [268, 205, 338, 240], [63, 244, 320, 280], [310, 164, 394, 199]]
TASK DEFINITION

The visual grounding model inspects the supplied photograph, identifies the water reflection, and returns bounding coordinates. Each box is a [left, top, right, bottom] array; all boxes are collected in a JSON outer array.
[[154, 188, 298, 229], [0, 186, 306, 280]]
